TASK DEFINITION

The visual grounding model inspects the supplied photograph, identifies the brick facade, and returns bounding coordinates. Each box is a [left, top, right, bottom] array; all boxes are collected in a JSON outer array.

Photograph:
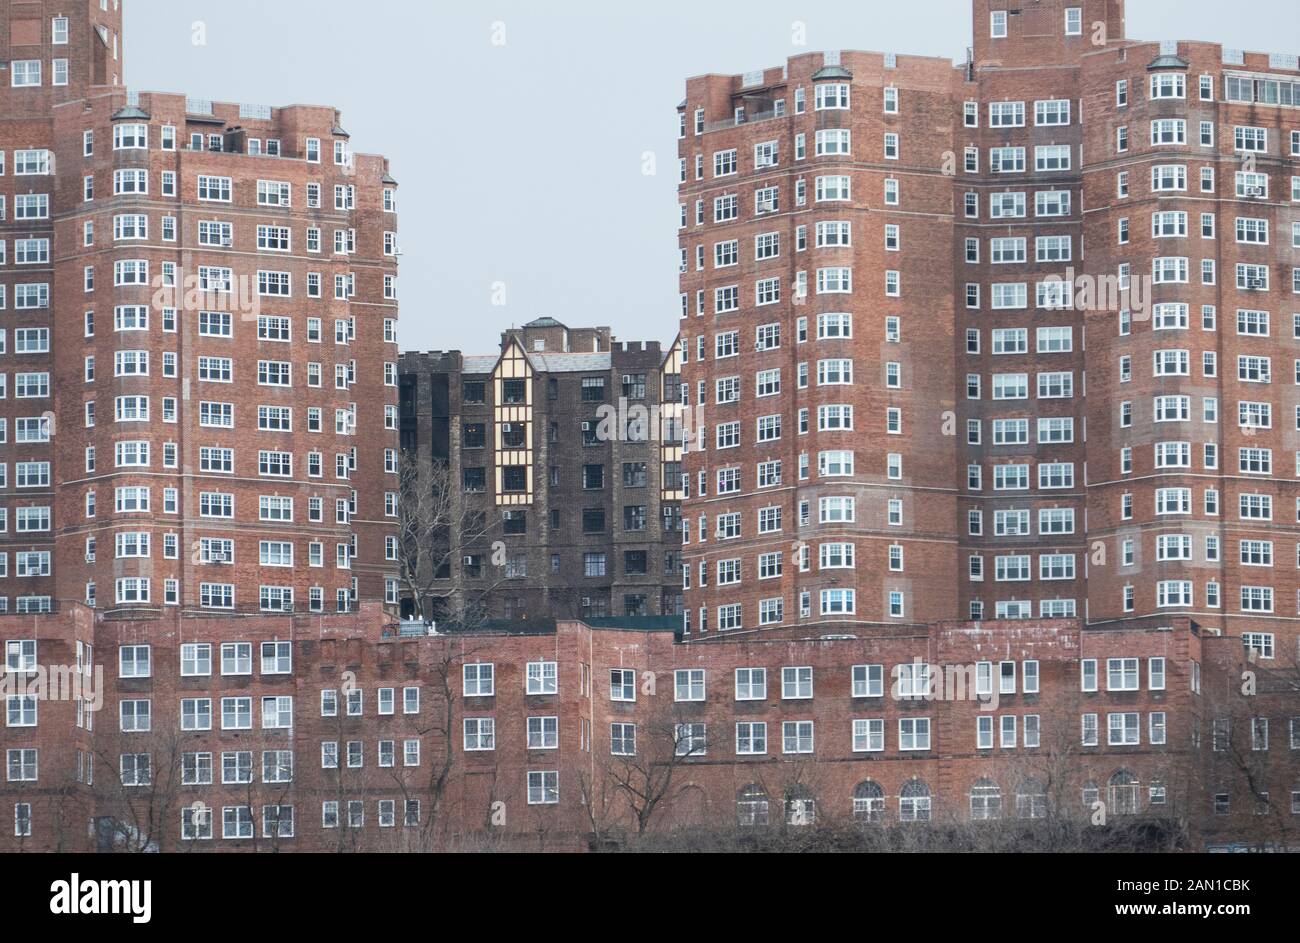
[[0, 606, 1294, 851], [675, 0, 1300, 673], [0, 0, 400, 616]]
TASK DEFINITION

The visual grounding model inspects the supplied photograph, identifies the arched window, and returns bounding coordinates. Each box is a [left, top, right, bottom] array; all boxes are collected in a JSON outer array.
[[969, 778, 1002, 820], [853, 781, 885, 823], [900, 779, 931, 822], [736, 784, 769, 827], [1015, 778, 1047, 819], [786, 785, 816, 826], [1109, 769, 1140, 815]]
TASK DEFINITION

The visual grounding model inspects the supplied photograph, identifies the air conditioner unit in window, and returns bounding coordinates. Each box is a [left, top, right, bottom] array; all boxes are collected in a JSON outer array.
[[463, 556, 476, 566], [502, 423, 514, 434], [1248, 278, 1265, 289], [1247, 186, 1265, 197], [221, 237, 233, 247], [581, 597, 592, 607], [581, 421, 593, 432], [758, 200, 777, 213]]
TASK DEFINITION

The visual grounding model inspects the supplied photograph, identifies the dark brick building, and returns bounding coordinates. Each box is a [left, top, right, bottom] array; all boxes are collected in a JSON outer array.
[[0, 0, 400, 617], [398, 319, 684, 624], [675, 0, 1300, 680]]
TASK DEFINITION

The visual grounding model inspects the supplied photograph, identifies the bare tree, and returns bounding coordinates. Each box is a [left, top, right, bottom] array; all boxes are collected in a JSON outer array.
[[612, 706, 709, 838], [317, 702, 371, 854], [383, 639, 490, 852], [396, 454, 501, 626], [239, 744, 298, 853], [1201, 645, 1300, 851], [91, 727, 187, 852]]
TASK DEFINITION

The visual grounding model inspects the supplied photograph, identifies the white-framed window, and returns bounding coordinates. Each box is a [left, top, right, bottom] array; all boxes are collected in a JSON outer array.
[[899, 717, 931, 751]]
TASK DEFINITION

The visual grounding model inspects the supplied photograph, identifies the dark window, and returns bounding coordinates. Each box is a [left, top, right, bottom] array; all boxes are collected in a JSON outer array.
[[463, 555, 483, 578], [583, 464, 605, 489], [462, 381, 486, 405], [501, 467, 527, 494], [399, 380, 417, 418], [664, 462, 682, 486], [548, 467, 560, 487], [582, 595, 609, 619], [664, 374, 681, 403], [549, 422, 559, 443], [501, 423, 525, 448], [550, 509, 561, 529], [623, 506, 647, 531], [622, 462, 648, 487], [622, 373, 647, 399], [462, 468, 486, 492], [624, 595, 647, 617], [501, 379, 527, 405], [582, 508, 606, 534], [503, 509, 527, 535], [581, 421, 600, 446], [463, 423, 486, 449], [624, 551, 648, 575], [581, 377, 606, 402], [548, 378, 558, 400]]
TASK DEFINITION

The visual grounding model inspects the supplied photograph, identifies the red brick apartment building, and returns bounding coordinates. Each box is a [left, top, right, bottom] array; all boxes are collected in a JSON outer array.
[[0, 606, 1294, 852], [0, 0, 1295, 854], [676, 0, 1300, 669], [0, 0, 400, 617]]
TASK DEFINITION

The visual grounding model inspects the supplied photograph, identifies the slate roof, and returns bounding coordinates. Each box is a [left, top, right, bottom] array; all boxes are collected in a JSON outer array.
[[1147, 54, 1189, 70]]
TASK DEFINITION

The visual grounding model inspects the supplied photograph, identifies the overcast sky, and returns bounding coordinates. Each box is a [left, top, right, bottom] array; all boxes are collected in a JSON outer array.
[[125, 0, 1297, 354]]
